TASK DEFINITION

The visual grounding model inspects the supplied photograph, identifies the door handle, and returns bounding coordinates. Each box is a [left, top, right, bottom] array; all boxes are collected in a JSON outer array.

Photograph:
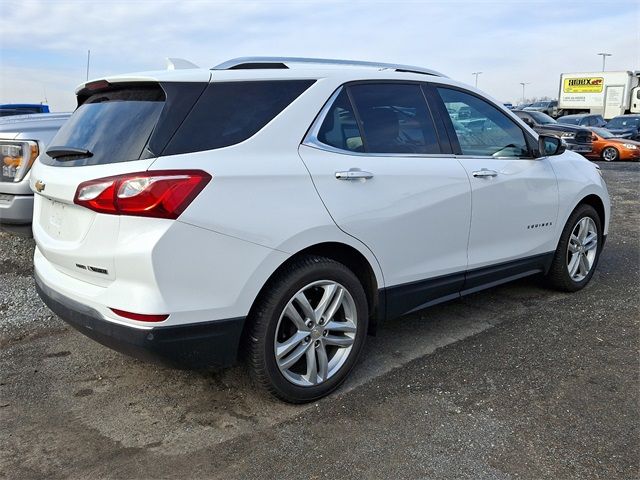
[[335, 169, 374, 180], [472, 168, 498, 178]]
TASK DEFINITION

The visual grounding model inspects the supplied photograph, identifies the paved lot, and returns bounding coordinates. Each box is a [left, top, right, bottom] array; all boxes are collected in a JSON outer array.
[[1, 162, 638, 479]]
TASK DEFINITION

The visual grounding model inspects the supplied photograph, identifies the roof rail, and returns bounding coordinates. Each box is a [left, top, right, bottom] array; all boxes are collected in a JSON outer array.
[[212, 57, 447, 78]]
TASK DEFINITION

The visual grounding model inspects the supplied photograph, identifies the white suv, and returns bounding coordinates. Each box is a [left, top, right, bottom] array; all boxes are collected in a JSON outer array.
[[31, 57, 610, 403]]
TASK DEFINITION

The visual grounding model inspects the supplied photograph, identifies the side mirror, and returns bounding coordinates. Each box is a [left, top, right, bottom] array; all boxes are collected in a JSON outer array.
[[538, 135, 566, 157]]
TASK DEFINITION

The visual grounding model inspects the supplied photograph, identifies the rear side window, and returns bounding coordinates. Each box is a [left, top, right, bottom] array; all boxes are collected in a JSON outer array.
[[349, 83, 440, 154], [42, 85, 165, 166], [437, 87, 529, 158], [317, 89, 364, 152], [164, 80, 315, 155]]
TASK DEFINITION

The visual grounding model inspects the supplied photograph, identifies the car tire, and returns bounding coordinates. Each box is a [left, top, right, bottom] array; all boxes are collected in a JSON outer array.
[[247, 255, 368, 403], [545, 204, 602, 292], [601, 147, 619, 162]]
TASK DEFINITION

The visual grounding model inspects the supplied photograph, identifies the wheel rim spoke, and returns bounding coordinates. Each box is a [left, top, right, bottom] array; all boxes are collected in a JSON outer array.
[[294, 291, 315, 321], [316, 345, 329, 382], [278, 341, 311, 370], [568, 253, 580, 277], [314, 283, 339, 322], [583, 232, 597, 251], [579, 253, 590, 275], [284, 303, 309, 331], [305, 347, 318, 384], [325, 319, 357, 333], [324, 334, 354, 348], [276, 331, 308, 360]]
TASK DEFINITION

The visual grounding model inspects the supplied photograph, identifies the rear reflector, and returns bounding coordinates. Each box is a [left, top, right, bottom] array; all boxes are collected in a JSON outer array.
[[110, 308, 169, 322], [74, 170, 211, 219]]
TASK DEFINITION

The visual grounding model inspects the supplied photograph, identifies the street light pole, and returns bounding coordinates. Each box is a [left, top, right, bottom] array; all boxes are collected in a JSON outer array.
[[597, 52, 612, 72], [519, 82, 530, 104], [472, 71, 482, 88], [86, 49, 91, 81]]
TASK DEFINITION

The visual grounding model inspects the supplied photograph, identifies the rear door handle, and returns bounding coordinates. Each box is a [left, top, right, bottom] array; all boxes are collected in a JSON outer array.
[[335, 169, 374, 180], [472, 168, 498, 178]]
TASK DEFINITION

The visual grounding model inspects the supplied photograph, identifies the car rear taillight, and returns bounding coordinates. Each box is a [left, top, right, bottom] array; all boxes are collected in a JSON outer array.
[[110, 308, 169, 322], [74, 170, 211, 219]]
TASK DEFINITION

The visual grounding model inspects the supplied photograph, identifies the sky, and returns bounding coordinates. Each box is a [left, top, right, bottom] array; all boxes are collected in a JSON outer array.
[[0, 0, 638, 111]]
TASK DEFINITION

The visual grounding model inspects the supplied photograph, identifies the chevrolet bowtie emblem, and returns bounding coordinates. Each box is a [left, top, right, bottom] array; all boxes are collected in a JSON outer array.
[[34, 180, 46, 193]]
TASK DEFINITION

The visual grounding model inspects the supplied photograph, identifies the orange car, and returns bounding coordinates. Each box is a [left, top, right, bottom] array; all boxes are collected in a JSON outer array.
[[586, 127, 640, 161]]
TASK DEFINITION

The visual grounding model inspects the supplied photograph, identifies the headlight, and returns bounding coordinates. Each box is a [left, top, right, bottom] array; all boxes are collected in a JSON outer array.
[[561, 132, 575, 139], [622, 143, 637, 149], [1, 141, 39, 182]]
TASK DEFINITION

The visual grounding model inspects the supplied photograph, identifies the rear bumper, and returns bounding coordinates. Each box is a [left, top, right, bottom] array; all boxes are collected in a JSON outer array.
[[0, 193, 33, 224], [35, 272, 245, 369]]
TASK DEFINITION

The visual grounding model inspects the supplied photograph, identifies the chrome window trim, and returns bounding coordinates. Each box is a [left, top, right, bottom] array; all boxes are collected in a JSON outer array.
[[302, 86, 533, 160]]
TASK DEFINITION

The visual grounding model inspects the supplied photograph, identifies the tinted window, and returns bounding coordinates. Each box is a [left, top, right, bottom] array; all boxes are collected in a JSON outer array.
[[438, 88, 529, 157], [527, 111, 556, 125], [165, 80, 314, 155], [558, 116, 581, 125], [607, 116, 640, 128], [317, 89, 363, 152], [348, 83, 440, 154], [42, 86, 165, 166]]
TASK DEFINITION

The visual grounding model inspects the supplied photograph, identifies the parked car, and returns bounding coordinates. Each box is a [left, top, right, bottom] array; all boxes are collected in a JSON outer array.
[[503, 102, 514, 110], [557, 114, 607, 128], [0, 104, 50, 117], [0, 113, 71, 233], [32, 57, 610, 403], [586, 127, 640, 162], [524, 100, 559, 118], [513, 110, 593, 154], [604, 114, 640, 140]]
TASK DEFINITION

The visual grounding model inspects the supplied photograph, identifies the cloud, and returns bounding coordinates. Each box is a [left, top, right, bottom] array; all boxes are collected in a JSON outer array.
[[1, 0, 638, 110]]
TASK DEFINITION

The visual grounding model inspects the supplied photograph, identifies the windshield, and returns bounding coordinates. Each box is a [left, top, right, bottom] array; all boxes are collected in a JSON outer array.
[[558, 116, 581, 125], [531, 101, 550, 108], [607, 117, 640, 128], [592, 127, 614, 139], [528, 111, 556, 125]]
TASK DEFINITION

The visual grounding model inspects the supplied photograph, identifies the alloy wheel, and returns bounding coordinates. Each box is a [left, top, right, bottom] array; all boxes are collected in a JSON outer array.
[[274, 280, 357, 387], [566, 217, 598, 282], [602, 147, 618, 162]]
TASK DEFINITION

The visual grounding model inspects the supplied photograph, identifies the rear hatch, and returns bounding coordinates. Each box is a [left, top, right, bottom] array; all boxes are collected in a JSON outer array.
[[31, 73, 210, 285]]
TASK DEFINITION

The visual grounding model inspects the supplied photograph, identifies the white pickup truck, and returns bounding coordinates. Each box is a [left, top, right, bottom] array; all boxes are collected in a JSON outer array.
[[558, 71, 640, 120]]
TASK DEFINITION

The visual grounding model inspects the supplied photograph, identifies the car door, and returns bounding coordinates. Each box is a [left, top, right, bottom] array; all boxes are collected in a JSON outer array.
[[431, 86, 559, 279], [299, 83, 472, 317]]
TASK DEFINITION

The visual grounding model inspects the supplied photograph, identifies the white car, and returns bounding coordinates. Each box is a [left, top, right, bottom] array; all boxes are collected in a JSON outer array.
[[31, 57, 610, 403]]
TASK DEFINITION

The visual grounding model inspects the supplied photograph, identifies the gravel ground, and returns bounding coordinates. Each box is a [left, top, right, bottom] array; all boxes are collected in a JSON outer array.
[[0, 161, 638, 479], [0, 232, 62, 344]]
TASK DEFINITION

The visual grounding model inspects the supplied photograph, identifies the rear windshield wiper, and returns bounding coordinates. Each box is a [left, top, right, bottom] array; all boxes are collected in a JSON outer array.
[[46, 146, 93, 160]]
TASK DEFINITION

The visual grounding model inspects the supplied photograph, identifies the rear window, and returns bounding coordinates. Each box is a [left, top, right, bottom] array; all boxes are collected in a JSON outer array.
[[42, 85, 165, 166], [163, 80, 315, 155]]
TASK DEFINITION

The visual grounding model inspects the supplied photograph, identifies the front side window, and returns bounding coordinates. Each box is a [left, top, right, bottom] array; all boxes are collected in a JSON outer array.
[[348, 83, 440, 154], [438, 88, 529, 157]]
